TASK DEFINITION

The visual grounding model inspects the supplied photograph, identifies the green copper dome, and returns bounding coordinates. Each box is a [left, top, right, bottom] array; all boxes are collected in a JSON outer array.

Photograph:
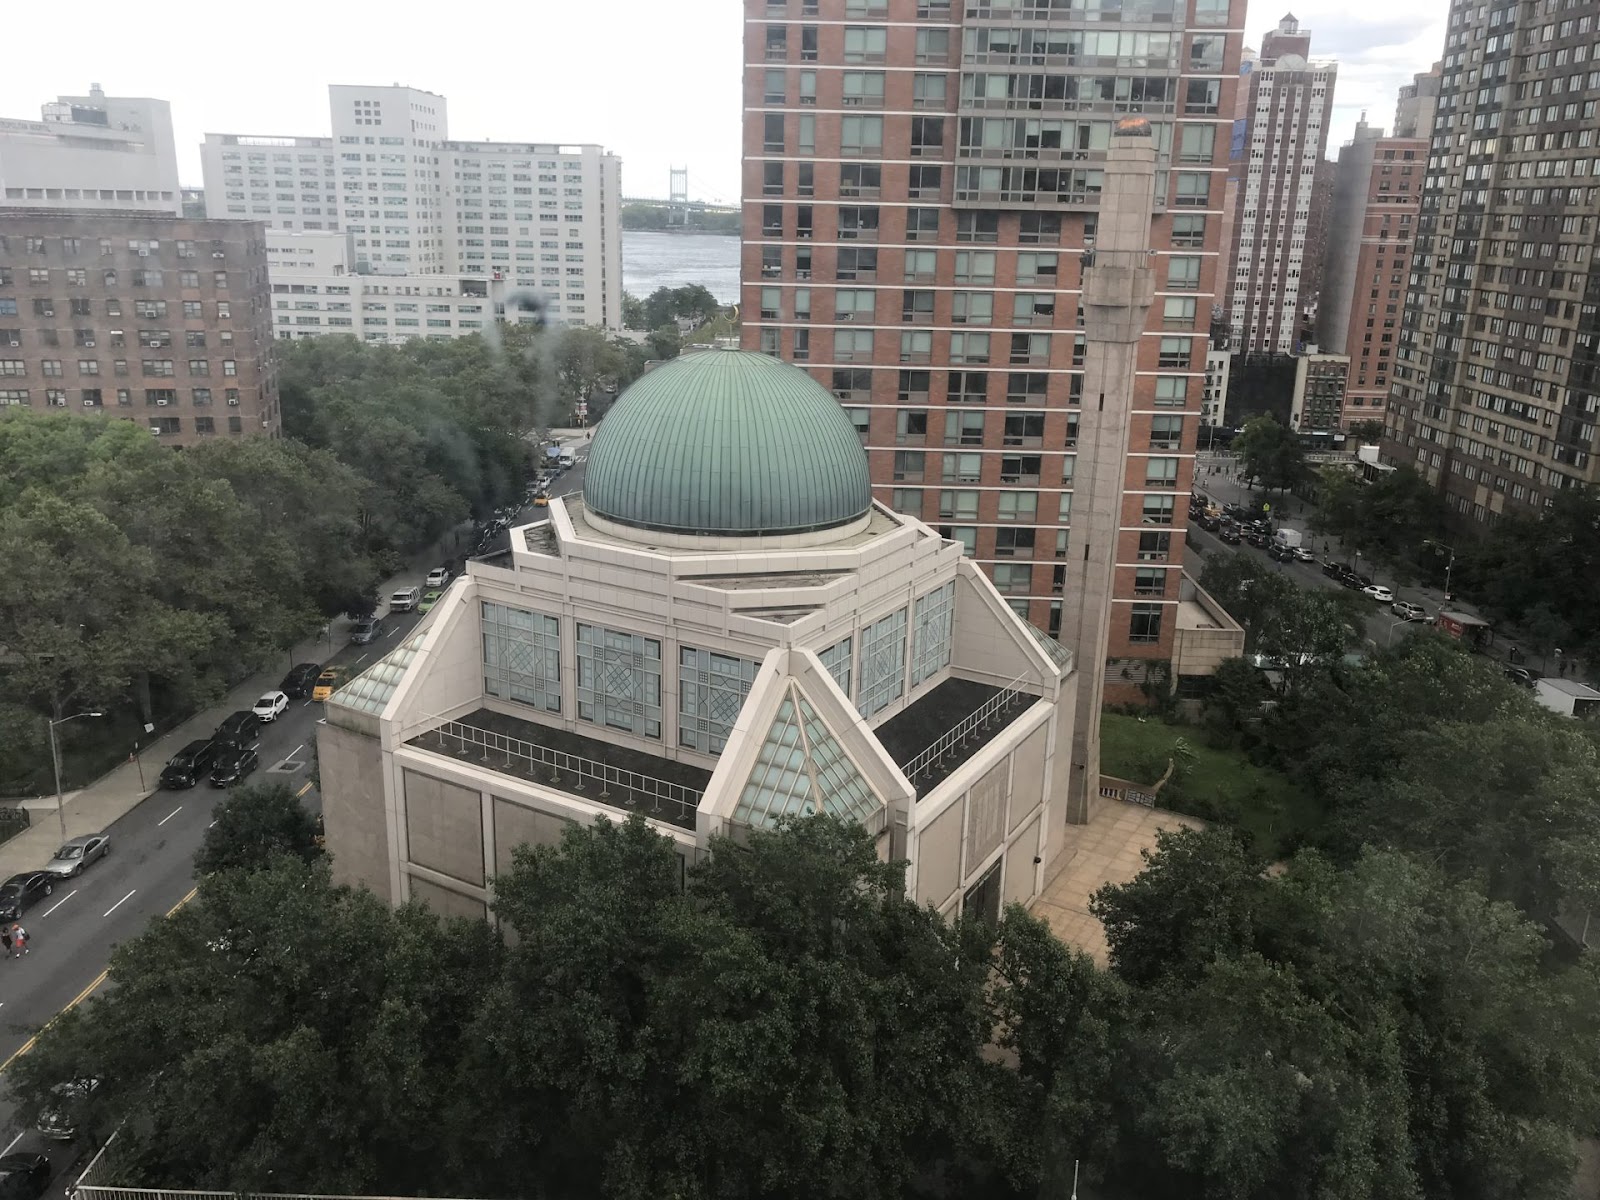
[[583, 350, 872, 537]]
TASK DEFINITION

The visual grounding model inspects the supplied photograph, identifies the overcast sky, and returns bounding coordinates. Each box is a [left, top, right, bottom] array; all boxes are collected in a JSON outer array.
[[1, 0, 1441, 203]]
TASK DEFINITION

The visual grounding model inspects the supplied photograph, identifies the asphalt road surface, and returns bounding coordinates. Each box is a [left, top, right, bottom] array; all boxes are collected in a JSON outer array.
[[0, 466, 589, 1193]]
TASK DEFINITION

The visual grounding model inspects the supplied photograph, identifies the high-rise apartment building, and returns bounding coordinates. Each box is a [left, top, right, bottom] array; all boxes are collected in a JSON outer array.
[[0, 211, 278, 445], [1387, 1, 1600, 523], [1, 85, 181, 215], [200, 135, 340, 232], [740, 0, 1245, 714], [202, 87, 623, 329], [1226, 15, 1336, 354], [1316, 108, 1425, 427], [1288, 346, 1350, 431]]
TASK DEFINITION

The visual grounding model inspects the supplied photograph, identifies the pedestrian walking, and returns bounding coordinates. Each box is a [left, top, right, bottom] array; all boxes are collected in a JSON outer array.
[[11, 924, 26, 956], [2, 926, 12, 958]]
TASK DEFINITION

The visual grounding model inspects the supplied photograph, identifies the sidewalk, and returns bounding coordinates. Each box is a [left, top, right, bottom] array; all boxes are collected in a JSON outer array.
[[0, 536, 462, 881]]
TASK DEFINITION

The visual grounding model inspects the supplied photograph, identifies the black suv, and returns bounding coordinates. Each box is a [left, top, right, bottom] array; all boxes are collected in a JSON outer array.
[[281, 662, 322, 699], [160, 739, 219, 789], [213, 710, 262, 750], [209, 745, 260, 787]]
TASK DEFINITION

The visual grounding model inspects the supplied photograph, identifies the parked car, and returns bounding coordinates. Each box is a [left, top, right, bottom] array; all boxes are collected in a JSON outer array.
[[1219, 525, 1242, 545], [425, 566, 452, 588], [159, 738, 219, 789], [0, 873, 54, 922], [418, 589, 443, 614], [209, 745, 259, 787], [1505, 666, 1539, 688], [534, 492, 550, 508], [389, 586, 421, 613], [1363, 584, 1396, 603], [0, 1153, 50, 1200], [252, 691, 289, 722], [1392, 600, 1427, 622], [1339, 572, 1371, 591], [43, 833, 110, 878], [1322, 560, 1345, 578], [311, 667, 348, 703], [281, 662, 322, 699], [214, 710, 261, 750], [1246, 530, 1270, 548], [350, 615, 385, 645], [1293, 546, 1316, 562], [36, 1078, 98, 1141], [1198, 514, 1220, 532]]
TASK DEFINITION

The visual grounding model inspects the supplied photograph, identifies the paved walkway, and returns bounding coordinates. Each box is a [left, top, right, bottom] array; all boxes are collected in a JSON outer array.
[[0, 537, 466, 881], [1030, 799, 1203, 965]]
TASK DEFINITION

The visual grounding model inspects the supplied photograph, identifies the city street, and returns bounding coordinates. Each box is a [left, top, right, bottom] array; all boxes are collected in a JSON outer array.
[[0, 454, 590, 1193]]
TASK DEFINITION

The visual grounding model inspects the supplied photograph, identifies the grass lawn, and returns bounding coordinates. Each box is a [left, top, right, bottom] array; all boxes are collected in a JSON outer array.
[[1100, 711, 1321, 859]]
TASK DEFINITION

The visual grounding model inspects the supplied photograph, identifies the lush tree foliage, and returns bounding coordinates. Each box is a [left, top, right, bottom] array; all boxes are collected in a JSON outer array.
[[195, 781, 322, 876], [1093, 834, 1600, 1200], [1310, 465, 1450, 582], [1459, 487, 1600, 659], [628, 284, 721, 332], [17, 811, 1597, 1200], [1198, 550, 1366, 685], [1233, 414, 1308, 494]]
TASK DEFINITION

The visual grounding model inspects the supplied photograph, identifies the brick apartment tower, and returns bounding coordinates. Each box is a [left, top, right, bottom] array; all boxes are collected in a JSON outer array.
[[0, 211, 278, 446], [1388, 0, 1600, 523], [740, 0, 1246, 744], [1225, 13, 1336, 354], [1316, 67, 1439, 428]]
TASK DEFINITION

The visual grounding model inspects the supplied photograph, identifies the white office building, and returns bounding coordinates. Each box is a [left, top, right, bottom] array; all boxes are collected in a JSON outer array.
[[202, 85, 622, 329], [266, 228, 512, 344], [0, 85, 181, 214], [200, 135, 339, 231]]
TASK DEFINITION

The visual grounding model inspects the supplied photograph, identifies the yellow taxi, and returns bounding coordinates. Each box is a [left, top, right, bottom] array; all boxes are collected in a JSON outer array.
[[311, 666, 348, 702], [534, 491, 550, 508]]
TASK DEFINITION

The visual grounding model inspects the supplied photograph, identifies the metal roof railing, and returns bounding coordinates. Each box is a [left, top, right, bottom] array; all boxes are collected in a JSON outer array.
[[897, 674, 1033, 787]]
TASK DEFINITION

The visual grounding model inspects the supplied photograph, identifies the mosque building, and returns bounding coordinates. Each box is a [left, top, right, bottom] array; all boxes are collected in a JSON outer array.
[[318, 347, 1079, 921]]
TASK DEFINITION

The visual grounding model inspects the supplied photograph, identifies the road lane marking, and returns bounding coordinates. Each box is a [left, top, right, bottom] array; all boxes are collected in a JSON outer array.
[[103, 889, 136, 918], [2, 1129, 24, 1154], [40, 889, 77, 918], [289, 744, 304, 759], [166, 887, 197, 917], [0, 967, 108, 1074], [295, 781, 313, 798], [158, 806, 182, 826]]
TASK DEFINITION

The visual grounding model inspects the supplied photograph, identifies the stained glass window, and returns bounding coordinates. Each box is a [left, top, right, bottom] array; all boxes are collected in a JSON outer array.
[[910, 581, 955, 686], [575, 623, 662, 738], [857, 607, 907, 717], [482, 602, 560, 713], [679, 646, 759, 753]]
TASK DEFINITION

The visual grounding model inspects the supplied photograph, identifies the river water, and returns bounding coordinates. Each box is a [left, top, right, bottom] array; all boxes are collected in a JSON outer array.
[[622, 230, 741, 304]]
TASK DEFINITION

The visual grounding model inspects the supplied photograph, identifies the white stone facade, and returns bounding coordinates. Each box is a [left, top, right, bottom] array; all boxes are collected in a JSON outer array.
[[320, 497, 1077, 921], [0, 87, 181, 214]]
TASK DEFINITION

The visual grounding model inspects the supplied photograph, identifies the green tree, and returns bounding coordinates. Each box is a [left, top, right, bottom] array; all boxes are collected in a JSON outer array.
[[645, 322, 683, 361], [1347, 418, 1385, 442], [1233, 414, 1307, 494], [621, 291, 647, 330], [552, 325, 622, 405], [194, 781, 322, 876], [1463, 487, 1600, 658], [6, 857, 502, 1196]]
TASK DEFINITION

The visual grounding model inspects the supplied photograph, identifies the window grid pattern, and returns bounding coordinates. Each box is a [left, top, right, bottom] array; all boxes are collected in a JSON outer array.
[[679, 647, 759, 753], [819, 637, 853, 699], [735, 684, 881, 831], [857, 607, 908, 717], [576, 623, 662, 738], [910, 582, 955, 687], [482, 602, 561, 713]]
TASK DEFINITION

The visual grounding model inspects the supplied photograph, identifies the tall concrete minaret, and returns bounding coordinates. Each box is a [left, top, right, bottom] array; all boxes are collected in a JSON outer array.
[[1063, 119, 1157, 825]]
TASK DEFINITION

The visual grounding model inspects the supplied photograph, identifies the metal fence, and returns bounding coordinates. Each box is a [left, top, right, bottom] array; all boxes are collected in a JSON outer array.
[[898, 675, 1032, 786], [0, 804, 30, 849], [426, 720, 703, 826]]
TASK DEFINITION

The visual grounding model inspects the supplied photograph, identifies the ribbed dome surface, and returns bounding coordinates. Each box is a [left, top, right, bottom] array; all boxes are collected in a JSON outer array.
[[583, 350, 872, 537]]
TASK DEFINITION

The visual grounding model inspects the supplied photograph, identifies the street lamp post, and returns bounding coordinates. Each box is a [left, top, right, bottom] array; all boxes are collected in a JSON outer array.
[[48, 711, 104, 842], [1424, 539, 1457, 601]]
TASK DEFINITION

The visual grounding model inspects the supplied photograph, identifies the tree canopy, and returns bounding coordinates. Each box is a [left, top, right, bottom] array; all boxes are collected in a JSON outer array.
[[194, 780, 322, 876], [1310, 464, 1450, 583], [1233, 414, 1309, 494]]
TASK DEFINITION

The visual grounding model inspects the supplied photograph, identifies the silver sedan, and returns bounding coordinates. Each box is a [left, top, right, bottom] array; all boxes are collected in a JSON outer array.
[[43, 833, 111, 878]]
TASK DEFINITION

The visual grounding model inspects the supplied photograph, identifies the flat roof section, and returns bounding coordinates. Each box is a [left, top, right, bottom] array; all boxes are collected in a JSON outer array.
[[407, 707, 710, 832], [873, 677, 1037, 799]]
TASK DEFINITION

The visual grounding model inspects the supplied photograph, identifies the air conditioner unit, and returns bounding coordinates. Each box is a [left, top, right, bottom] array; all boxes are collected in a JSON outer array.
[[226, 396, 239, 405], [156, 397, 169, 406], [150, 427, 162, 436], [83, 399, 95, 407], [212, 252, 226, 259], [138, 249, 149, 257], [83, 340, 95, 348]]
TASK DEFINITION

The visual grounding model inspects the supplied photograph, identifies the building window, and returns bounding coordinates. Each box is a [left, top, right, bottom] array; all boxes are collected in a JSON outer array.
[[1134, 568, 1166, 597], [857, 607, 907, 717], [992, 563, 1033, 595], [910, 581, 954, 687], [1142, 496, 1175, 525], [1145, 457, 1180, 487], [819, 637, 853, 699], [575, 624, 661, 738], [1129, 603, 1164, 644], [679, 647, 759, 753]]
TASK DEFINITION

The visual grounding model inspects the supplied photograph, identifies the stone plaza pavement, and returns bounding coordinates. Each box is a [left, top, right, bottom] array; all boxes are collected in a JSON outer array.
[[1030, 798, 1204, 965]]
